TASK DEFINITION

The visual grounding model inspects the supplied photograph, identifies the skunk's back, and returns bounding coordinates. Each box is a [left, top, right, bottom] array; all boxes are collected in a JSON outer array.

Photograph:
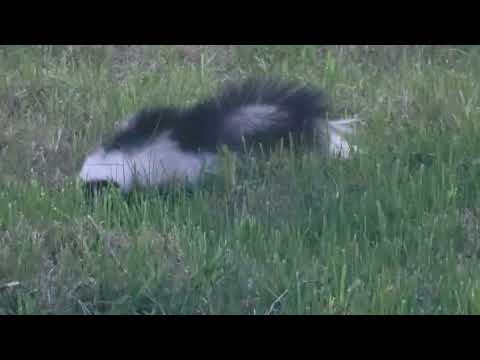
[[185, 78, 330, 151]]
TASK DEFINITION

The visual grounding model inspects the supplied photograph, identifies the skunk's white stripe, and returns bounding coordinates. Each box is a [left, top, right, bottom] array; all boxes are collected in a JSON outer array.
[[226, 104, 285, 136], [328, 117, 362, 127], [128, 132, 217, 189]]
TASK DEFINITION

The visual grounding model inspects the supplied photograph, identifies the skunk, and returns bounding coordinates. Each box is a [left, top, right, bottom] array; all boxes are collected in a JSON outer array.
[[79, 78, 360, 196]]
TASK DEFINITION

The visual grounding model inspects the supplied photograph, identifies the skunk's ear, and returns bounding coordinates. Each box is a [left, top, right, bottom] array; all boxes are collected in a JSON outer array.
[[83, 180, 120, 202]]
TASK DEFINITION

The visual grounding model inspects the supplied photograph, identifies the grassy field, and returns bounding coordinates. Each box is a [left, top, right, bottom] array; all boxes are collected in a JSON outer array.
[[1, 45, 480, 314]]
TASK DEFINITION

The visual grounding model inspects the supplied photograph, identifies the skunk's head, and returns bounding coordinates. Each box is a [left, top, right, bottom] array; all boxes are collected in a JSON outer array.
[[78, 106, 219, 201], [78, 108, 181, 198]]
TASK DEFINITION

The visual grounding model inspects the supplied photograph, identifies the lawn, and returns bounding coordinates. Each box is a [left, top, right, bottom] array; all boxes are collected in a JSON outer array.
[[1, 45, 480, 314]]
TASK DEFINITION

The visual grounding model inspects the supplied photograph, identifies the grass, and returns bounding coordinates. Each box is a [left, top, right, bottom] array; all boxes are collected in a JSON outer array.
[[1, 45, 480, 314]]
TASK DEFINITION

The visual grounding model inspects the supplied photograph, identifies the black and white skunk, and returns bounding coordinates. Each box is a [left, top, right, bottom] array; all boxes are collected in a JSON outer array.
[[79, 78, 360, 196]]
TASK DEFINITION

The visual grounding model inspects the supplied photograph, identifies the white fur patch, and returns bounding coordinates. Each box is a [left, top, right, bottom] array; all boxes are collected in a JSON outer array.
[[226, 104, 286, 136], [326, 117, 361, 159], [328, 130, 352, 158], [79, 132, 217, 192]]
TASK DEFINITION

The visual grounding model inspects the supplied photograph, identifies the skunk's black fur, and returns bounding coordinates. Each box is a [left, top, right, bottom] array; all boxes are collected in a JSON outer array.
[[105, 78, 329, 154]]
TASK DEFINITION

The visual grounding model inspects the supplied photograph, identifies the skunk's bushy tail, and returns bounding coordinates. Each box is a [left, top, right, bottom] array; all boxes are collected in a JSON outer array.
[[210, 78, 360, 157], [180, 78, 332, 153]]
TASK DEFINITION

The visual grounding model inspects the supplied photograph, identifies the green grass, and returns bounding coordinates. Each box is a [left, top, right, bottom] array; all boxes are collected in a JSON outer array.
[[1, 45, 480, 314]]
